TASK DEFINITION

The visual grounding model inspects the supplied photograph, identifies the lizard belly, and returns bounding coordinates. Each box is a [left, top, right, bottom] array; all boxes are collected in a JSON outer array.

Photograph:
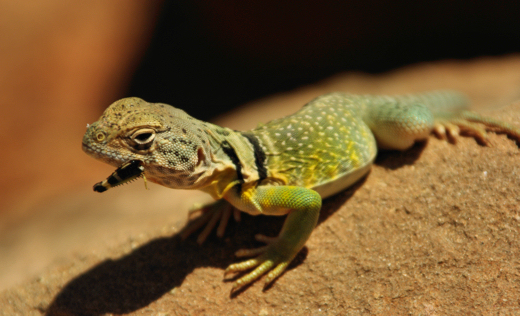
[[311, 157, 374, 198]]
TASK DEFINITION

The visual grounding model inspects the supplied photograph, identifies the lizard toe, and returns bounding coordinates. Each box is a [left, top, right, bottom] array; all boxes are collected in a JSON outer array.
[[230, 260, 275, 291], [254, 234, 278, 244], [225, 258, 261, 274], [226, 236, 301, 291], [264, 262, 290, 285], [179, 200, 234, 243]]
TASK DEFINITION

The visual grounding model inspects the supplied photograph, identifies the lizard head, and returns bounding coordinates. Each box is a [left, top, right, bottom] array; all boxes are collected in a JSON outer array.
[[83, 97, 214, 189]]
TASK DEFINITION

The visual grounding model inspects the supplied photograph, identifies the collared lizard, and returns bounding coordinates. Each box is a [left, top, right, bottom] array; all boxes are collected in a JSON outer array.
[[82, 91, 520, 291]]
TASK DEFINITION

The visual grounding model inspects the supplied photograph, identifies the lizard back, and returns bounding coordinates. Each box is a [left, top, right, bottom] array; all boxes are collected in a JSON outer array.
[[251, 93, 378, 198]]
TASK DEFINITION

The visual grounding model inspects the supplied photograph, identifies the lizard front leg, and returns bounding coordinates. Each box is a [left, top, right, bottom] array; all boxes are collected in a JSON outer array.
[[179, 199, 241, 244], [223, 185, 322, 291]]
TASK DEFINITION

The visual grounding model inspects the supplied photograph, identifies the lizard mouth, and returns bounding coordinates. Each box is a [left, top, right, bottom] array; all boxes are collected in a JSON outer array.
[[82, 142, 93, 153], [82, 142, 99, 157], [81, 142, 134, 167], [82, 142, 105, 158]]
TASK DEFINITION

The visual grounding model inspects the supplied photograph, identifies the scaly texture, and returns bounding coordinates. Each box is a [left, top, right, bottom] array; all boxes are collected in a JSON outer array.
[[82, 90, 520, 291]]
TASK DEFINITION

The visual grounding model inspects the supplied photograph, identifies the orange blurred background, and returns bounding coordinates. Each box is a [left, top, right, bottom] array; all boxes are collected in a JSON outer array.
[[2, 0, 520, 252]]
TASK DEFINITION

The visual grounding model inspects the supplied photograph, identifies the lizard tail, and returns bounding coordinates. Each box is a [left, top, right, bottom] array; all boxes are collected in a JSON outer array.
[[395, 90, 470, 113]]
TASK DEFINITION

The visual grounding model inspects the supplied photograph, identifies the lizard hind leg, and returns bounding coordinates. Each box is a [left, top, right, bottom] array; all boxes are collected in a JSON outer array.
[[366, 102, 435, 150]]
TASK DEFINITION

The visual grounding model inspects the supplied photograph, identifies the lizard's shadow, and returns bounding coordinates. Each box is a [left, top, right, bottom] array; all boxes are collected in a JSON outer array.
[[44, 143, 426, 315], [374, 140, 427, 169], [44, 210, 292, 314], [45, 202, 350, 314]]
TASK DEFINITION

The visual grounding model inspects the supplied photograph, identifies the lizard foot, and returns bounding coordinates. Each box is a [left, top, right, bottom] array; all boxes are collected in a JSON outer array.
[[224, 234, 294, 291], [433, 119, 490, 145], [434, 111, 520, 146], [179, 200, 240, 244]]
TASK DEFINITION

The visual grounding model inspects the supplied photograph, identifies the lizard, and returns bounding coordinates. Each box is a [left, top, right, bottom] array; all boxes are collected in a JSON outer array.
[[82, 91, 520, 291]]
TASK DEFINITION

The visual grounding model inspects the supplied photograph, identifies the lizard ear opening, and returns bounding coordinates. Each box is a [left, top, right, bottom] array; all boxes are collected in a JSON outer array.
[[196, 147, 206, 166]]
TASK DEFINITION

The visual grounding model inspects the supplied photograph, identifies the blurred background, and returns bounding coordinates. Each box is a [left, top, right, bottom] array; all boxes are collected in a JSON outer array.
[[1, 0, 520, 289]]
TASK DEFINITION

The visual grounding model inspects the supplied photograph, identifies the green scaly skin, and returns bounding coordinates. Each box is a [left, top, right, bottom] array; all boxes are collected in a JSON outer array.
[[82, 91, 520, 291]]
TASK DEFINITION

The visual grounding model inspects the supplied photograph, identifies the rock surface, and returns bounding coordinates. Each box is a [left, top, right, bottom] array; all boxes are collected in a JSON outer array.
[[2, 56, 520, 315]]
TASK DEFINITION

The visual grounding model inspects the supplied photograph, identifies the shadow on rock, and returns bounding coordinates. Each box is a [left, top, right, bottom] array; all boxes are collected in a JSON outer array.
[[45, 235, 221, 315], [375, 141, 427, 169], [45, 205, 322, 314]]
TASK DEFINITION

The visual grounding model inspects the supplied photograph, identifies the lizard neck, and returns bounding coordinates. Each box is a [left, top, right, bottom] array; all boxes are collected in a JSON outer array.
[[198, 123, 268, 200]]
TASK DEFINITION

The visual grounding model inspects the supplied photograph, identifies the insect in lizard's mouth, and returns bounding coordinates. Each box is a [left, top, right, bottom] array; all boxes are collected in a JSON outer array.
[[93, 160, 146, 193]]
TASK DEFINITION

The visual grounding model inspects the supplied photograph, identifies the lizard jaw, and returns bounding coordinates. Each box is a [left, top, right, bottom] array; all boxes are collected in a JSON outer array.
[[82, 142, 135, 167]]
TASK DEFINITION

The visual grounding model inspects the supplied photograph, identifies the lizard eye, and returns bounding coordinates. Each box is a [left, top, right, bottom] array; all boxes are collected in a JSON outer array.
[[131, 129, 155, 149]]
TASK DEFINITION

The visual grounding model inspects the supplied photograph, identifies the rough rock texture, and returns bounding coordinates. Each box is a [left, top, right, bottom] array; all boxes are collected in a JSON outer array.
[[2, 56, 520, 315]]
